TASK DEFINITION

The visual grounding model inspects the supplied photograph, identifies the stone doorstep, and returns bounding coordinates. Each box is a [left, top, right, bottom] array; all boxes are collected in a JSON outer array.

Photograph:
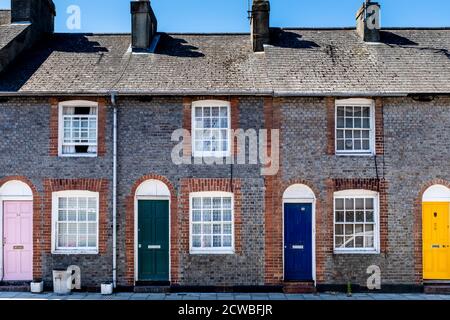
[[0, 284, 30, 292], [282, 282, 316, 294], [133, 286, 171, 294]]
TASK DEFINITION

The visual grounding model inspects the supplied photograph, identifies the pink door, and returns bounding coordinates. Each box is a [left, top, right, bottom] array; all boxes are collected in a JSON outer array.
[[3, 201, 33, 281]]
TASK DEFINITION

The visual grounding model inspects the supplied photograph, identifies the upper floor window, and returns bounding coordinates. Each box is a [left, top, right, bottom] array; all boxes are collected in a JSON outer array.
[[59, 100, 98, 157], [334, 189, 379, 254], [192, 100, 231, 157], [335, 99, 375, 155], [52, 190, 99, 254], [190, 192, 234, 254]]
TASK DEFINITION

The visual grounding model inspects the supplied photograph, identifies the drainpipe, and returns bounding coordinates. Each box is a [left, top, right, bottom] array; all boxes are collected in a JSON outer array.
[[110, 92, 118, 288]]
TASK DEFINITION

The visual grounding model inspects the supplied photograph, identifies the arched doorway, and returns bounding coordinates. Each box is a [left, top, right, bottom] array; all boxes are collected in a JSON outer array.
[[0, 180, 33, 281], [134, 179, 171, 282], [422, 184, 450, 280], [282, 184, 316, 282]]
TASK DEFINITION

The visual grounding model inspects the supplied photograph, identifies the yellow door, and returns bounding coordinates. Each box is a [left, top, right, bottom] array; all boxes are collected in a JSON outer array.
[[423, 202, 450, 280]]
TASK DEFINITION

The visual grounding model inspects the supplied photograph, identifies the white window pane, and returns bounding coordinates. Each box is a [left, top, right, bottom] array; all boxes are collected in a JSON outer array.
[[355, 236, 364, 248], [356, 211, 365, 222], [88, 235, 96, 247], [223, 223, 232, 235], [336, 140, 344, 150], [203, 210, 212, 222], [223, 210, 232, 222], [213, 210, 221, 221], [78, 223, 87, 235], [203, 198, 212, 208], [220, 118, 228, 128], [68, 197, 77, 208], [345, 224, 353, 235], [211, 107, 220, 117], [335, 211, 344, 222], [68, 210, 77, 221], [223, 198, 232, 209], [192, 198, 201, 209], [335, 224, 344, 236], [223, 236, 232, 247], [355, 198, 364, 210], [79, 235, 87, 247], [365, 235, 374, 248], [79, 210, 87, 221], [192, 224, 201, 235], [67, 235, 77, 247], [213, 224, 221, 234], [88, 223, 97, 234], [58, 210, 67, 221], [192, 210, 201, 222], [213, 236, 222, 247], [203, 235, 212, 247], [203, 107, 211, 117], [192, 236, 201, 247], [365, 198, 374, 209], [355, 224, 364, 235], [345, 211, 355, 223], [345, 198, 354, 209], [58, 235, 67, 248], [195, 107, 202, 117], [203, 224, 211, 235], [362, 140, 370, 150], [335, 199, 344, 210], [366, 211, 374, 222], [220, 107, 228, 117], [345, 237, 354, 248], [335, 236, 344, 248]]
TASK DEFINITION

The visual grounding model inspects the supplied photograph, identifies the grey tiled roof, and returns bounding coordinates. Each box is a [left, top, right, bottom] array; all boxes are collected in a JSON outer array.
[[267, 28, 450, 95], [0, 28, 449, 95], [0, 24, 28, 50]]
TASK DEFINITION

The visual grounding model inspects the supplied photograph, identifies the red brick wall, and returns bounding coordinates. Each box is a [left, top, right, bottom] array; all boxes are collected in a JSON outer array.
[[326, 97, 336, 155], [0, 176, 42, 280], [179, 178, 243, 255], [42, 178, 109, 255], [48, 97, 107, 157], [374, 98, 384, 155], [414, 179, 450, 284], [263, 97, 285, 284], [124, 174, 178, 285]]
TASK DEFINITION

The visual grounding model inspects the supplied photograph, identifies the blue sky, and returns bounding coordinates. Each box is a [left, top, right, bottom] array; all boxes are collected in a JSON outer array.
[[1, 0, 450, 33]]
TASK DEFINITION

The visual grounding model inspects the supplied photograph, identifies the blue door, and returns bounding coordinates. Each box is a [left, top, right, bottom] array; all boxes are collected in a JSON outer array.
[[284, 203, 313, 281]]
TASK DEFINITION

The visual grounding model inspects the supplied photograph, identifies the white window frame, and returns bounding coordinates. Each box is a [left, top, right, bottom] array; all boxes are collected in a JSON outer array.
[[335, 98, 375, 156], [333, 189, 380, 254], [189, 191, 235, 255], [51, 190, 99, 255], [58, 100, 99, 158], [191, 100, 231, 158]]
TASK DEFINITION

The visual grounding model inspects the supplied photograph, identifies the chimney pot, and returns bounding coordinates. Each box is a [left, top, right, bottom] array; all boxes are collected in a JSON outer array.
[[11, 0, 56, 33], [356, 1, 381, 42], [131, 0, 158, 52], [251, 0, 270, 52]]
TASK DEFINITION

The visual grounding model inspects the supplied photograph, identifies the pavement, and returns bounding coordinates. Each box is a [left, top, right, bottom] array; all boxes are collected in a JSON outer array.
[[0, 291, 450, 300]]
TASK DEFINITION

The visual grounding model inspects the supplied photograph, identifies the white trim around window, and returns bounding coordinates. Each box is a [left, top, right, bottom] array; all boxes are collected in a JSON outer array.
[[58, 100, 99, 158], [335, 98, 375, 156], [51, 190, 99, 255], [191, 100, 231, 158], [189, 191, 235, 254], [333, 189, 380, 254]]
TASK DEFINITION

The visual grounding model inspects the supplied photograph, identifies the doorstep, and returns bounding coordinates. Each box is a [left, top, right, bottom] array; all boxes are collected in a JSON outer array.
[[0, 281, 30, 292], [424, 280, 450, 295], [283, 281, 316, 294]]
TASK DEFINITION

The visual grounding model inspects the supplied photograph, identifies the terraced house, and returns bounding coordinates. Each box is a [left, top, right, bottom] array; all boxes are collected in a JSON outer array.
[[0, 0, 450, 293]]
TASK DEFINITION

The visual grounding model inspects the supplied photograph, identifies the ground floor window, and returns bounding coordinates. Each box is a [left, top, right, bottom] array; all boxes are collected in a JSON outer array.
[[52, 190, 99, 254], [190, 192, 234, 254], [334, 190, 379, 254]]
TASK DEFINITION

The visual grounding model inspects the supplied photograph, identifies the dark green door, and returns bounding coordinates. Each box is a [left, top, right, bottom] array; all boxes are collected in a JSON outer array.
[[138, 200, 169, 281]]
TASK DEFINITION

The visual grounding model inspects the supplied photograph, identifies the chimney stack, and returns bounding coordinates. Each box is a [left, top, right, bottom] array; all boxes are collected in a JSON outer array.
[[131, 0, 158, 52], [11, 0, 56, 34], [251, 0, 270, 52], [356, 1, 381, 42]]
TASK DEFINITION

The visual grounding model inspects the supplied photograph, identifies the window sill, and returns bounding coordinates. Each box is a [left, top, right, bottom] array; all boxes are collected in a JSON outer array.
[[333, 249, 379, 255], [190, 250, 235, 255], [335, 152, 375, 157], [52, 250, 99, 255], [58, 154, 98, 158]]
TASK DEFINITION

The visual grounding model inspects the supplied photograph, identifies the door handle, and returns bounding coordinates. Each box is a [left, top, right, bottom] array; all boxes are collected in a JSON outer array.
[[147, 245, 161, 250], [292, 245, 304, 250]]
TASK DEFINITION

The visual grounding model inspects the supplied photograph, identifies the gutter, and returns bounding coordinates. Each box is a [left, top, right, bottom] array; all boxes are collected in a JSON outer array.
[[110, 91, 118, 289]]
